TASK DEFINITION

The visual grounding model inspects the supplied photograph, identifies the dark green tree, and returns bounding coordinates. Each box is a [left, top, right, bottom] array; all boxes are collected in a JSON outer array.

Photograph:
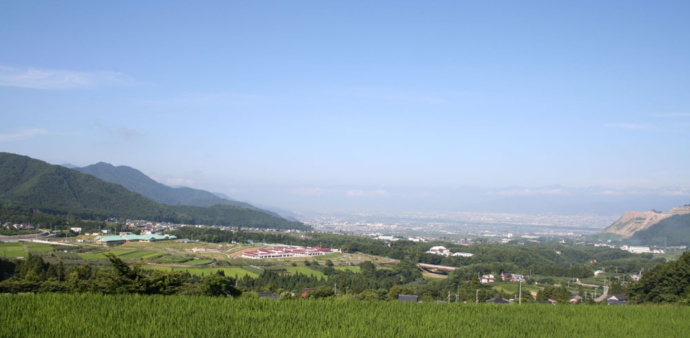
[[200, 274, 241, 297]]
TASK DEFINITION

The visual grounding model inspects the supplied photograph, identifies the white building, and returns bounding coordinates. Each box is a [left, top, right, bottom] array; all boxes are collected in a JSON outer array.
[[377, 235, 399, 242], [481, 274, 496, 283], [621, 246, 652, 254], [452, 252, 474, 257], [426, 246, 474, 257], [426, 246, 451, 256], [241, 246, 333, 259]]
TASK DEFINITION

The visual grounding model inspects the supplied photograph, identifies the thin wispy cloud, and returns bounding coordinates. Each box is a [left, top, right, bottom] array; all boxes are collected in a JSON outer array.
[[658, 186, 690, 196], [149, 175, 195, 187], [654, 113, 690, 118], [338, 87, 452, 105], [605, 123, 654, 130], [143, 92, 265, 110], [0, 128, 49, 142], [0, 66, 134, 90], [164, 178, 195, 186], [487, 188, 569, 197], [595, 190, 624, 196], [346, 189, 390, 197], [93, 120, 143, 140], [290, 188, 337, 196], [290, 187, 391, 198]]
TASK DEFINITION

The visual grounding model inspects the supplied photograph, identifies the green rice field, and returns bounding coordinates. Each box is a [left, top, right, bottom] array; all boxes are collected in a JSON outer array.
[[2, 293, 689, 337], [144, 266, 259, 278], [335, 266, 360, 273], [0, 243, 26, 259], [174, 258, 214, 265], [79, 250, 164, 260], [285, 266, 326, 278], [0, 242, 57, 259]]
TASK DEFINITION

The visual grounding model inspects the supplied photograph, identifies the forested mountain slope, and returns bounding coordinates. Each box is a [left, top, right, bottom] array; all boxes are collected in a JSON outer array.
[[77, 162, 258, 210], [0, 153, 309, 230]]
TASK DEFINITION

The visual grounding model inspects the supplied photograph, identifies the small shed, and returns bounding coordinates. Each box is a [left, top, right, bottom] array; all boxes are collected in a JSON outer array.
[[258, 292, 280, 299], [398, 295, 418, 302], [486, 297, 510, 304], [607, 294, 628, 305], [608, 294, 627, 302]]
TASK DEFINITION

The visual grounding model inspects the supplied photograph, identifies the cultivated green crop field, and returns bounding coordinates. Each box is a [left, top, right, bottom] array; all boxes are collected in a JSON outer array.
[[174, 258, 214, 265], [0, 242, 57, 258], [285, 266, 326, 278], [0, 243, 26, 258], [78, 250, 164, 260], [144, 266, 259, 278], [2, 294, 689, 337], [335, 266, 360, 273]]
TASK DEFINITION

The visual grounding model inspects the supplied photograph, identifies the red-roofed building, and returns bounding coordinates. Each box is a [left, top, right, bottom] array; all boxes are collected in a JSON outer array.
[[241, 245, 334, 259]]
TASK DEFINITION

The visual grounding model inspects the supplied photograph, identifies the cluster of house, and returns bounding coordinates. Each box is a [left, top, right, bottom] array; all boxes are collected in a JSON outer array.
[[593, 269, 642, 281], [480, 273, 525, 284], [367, 234, 430, 243], [1, 222, 36, 231], [241, 246, 336, 259], [605, 294, 628, 305], [563, 294, 628, 305], [476, 293, 628, 305], [425, 246, 474, 258], [259, 289, 628, 305], [95, 234, 177, 246]]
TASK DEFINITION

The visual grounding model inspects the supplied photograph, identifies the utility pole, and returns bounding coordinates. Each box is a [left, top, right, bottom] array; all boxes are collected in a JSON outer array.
[[476, 289, 479, 304], [519, 280, 522, 305]]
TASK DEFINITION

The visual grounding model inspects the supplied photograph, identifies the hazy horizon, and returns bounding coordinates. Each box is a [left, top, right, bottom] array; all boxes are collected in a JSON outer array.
[[21, 154, 690, 216], [2, 1, 688, 215]]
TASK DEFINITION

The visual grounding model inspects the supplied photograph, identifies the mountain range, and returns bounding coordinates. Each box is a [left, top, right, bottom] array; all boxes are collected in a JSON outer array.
[[76, 162, 268, 210], [0, 152, 309, 230]]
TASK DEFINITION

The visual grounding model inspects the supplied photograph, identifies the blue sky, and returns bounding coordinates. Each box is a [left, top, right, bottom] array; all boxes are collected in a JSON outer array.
[[1, 1, 689, 212]]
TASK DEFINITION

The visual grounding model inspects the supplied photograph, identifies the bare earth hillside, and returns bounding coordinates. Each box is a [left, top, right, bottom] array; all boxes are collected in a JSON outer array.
[[603, 206, 690, 238]]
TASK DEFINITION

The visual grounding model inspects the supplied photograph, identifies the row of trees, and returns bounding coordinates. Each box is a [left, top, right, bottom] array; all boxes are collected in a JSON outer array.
[[0, 254, 241, 297], [4, 251, 687, 304], [0, 253, 526, 303]]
